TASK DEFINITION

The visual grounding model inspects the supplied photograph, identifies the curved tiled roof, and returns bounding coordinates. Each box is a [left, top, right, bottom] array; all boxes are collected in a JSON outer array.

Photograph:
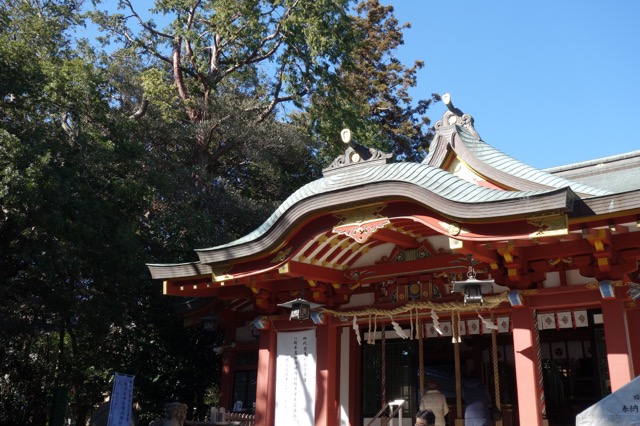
[[545, 150, 640, 193], [423, 94, 612, 198], [147, 260, 212, 280], [150, 95, 640, 281], [452, 127, 612, 197], [195, 161, 569, 254]]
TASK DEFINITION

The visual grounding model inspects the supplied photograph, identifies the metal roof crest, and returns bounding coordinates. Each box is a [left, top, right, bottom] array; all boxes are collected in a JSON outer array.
[[322, 128, 393, 176], [434, 93, 481, 140]]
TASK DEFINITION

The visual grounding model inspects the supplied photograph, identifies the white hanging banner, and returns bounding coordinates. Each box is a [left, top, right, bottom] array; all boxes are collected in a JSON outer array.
[[574, 310, 589, 327], [556, 311, 573, 329], [458, 319, 467, 336], [538, 312, 556, 330], [467, 319, 481, 335], [426, 323, 439, 338], [275, 329, 316, 426], [107, 372, 134, 426], [440, 321, 452, 336], [497, 316, 510, 333]]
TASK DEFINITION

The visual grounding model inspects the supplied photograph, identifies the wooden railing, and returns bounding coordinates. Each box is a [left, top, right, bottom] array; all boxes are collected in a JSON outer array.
[[365, 399, 406, 426]]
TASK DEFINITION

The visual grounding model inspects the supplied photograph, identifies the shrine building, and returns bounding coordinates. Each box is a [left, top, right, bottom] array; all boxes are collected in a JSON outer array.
[[148, 94, 640, 426]]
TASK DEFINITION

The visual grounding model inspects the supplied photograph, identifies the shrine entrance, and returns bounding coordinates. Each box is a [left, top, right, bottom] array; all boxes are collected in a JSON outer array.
[[539, 309, 608, 426], [360, 308, 609, 426], [361, 322, 511, 426]]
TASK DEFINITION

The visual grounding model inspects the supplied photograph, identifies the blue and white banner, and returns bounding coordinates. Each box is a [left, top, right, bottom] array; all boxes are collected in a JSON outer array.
[[275, 329, 316, 426], [107, 372, 135, 426]]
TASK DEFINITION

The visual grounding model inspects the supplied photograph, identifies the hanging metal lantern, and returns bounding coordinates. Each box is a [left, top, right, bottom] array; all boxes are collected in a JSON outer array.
[[451, 264, 495, 306], [277, 297, 324, 321]]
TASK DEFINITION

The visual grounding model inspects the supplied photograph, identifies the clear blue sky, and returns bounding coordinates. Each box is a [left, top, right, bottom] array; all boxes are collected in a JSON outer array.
[[383, 0, 640, 168]]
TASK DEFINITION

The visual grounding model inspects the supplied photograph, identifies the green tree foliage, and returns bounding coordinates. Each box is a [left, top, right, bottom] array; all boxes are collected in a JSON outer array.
[[0, 1, 219, 424], [89, 0, 340, 260], [296, 0, 440, 162], [1, 0, 437, 423], [89, 0, 355, 171]]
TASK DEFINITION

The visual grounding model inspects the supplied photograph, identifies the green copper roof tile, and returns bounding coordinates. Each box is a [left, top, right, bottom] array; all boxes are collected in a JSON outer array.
[[196, 162, 563, 252]]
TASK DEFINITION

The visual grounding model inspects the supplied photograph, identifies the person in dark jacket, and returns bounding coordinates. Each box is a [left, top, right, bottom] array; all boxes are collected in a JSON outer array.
[[461, 376, 492, 426], [415, 409, 436, 426]]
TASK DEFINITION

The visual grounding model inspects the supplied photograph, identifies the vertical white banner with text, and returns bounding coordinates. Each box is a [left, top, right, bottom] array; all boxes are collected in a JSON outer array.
[[275, 329, 317, 426], [107, 372, 135, 426]]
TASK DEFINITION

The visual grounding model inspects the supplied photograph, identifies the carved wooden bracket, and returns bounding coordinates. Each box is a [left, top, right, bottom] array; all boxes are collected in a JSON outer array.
[[332, 205, 390, 244], [584, 228, 614, 273], [498, 244, 522, 282]]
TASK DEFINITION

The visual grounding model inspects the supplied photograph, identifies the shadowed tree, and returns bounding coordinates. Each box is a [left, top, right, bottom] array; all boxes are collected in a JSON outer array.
[[0, 2, 220, 424], [1, 1, 438, 423]]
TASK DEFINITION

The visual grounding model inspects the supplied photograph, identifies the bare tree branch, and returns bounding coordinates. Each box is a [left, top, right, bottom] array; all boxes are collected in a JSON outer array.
[[60, 112, 78, 143], [208, 34, 222, 77], [122, 0, 174, 40]]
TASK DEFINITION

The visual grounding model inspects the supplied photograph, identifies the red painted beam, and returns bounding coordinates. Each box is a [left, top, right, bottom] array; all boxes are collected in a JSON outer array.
[[349, 253, 468, 284], [453, 240, 499, 266], [370, 227, 418, 248], [278, 261, 352, 284], [522, 286, 602, 309], [516, 239, 593, 262]]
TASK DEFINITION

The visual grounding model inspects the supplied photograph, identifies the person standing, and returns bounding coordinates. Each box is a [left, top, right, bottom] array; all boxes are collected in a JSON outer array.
[[462, 375, 492, 426], [415, 409, 436, 426], [419, 380, 449, 426]]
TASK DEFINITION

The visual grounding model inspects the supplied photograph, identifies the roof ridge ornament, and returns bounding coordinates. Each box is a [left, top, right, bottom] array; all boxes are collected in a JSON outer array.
[[443, 93, 464, 116], [434, 93, 481, 139], [323, 128, 393, 176]]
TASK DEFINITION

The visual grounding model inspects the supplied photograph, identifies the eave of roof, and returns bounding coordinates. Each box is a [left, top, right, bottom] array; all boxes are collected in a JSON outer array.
[[147, 94, 640, 280], [193, 162, 576, 265], [573, 189, 640, 217], [545, 150, 640, 193], [423, 105, 611, 198], [147, 261, 211, 280]]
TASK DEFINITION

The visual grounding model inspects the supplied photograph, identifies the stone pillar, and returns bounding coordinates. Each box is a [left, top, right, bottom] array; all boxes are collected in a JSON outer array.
[[511, 308, 544, 426]]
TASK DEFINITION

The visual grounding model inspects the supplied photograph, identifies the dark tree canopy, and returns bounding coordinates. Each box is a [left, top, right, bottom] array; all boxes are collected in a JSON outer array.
[[0, 0, 437, 424]]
